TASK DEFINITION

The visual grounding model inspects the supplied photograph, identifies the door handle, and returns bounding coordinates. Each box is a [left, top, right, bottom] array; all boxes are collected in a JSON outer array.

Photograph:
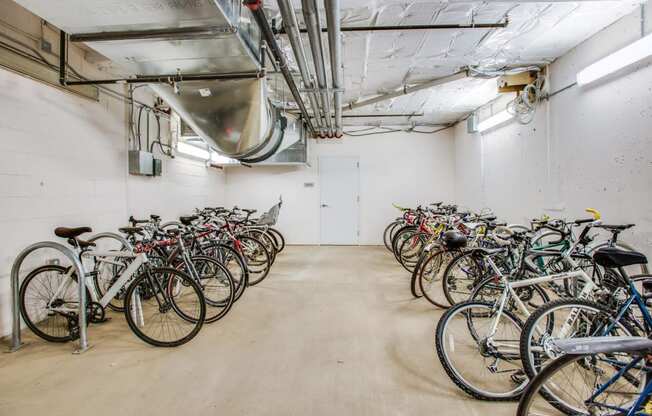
[[321, 204, 329, 208]]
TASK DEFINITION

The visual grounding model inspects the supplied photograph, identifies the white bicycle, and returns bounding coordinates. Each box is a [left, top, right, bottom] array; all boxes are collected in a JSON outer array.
[[19, 226, 206, 347]]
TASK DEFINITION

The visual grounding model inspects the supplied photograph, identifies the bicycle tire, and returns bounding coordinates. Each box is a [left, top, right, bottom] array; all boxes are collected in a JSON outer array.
[[435, 300, 527, 400], [124, 267, 206, 347], [19, 264, 91, 343]]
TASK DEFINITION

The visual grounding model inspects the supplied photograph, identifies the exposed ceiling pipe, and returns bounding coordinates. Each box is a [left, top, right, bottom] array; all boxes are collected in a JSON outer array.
[[244, 0, 316, 136], [275, 21, 508, 34], [325, 0, 343, 138], [302, 0, 334, 137], [277, 0, 326, 136], [344, 70, 468, 111]]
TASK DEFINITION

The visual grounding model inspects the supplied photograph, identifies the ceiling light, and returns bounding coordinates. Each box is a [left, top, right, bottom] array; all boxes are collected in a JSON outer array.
[[477, 110, 514, 133], [577, 32, 652, 86], [177, 141, 210, 160]]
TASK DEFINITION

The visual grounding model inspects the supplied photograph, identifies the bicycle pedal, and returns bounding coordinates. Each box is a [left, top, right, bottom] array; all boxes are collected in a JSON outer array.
[[510, 370, 527, 385]]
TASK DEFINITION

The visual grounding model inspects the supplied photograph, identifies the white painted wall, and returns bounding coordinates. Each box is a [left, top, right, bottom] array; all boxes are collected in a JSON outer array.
[[225, 130, 456, 245], [0, 68, 225, 336], [454, 6, 652, 256]]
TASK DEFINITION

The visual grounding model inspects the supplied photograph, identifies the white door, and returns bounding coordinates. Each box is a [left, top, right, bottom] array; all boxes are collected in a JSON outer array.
[[319, 156, 360, 245]]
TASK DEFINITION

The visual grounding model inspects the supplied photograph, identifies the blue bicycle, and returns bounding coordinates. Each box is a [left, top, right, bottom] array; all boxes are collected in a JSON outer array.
[[517, 336, 651, 415], [518, 246, 652, 415]]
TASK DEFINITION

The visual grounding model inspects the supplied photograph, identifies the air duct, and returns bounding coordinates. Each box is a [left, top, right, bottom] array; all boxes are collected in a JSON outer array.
[[302, 0, 334, 137], [325, 0, 343, 137], [15, 0, 293, 162]]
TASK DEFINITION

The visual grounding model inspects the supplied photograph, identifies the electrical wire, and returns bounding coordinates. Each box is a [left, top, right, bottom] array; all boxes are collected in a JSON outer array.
[[506, 73, 545, 125], [0, 31, 175, 157]]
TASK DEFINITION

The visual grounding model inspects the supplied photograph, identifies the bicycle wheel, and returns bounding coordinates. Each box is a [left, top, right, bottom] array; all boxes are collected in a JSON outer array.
[[244, 229, 277, 265], [391, 225, 417, 260], [442, 250, 485, 307], [267, 227, 286, 253], [92, 253, 129, 312], [124, 267, 205, 347], [237, 236, 271, 286], [410, 246, 439, 298], [419, 249, 456, 308], [203, 242, 248, 302], [177, 256, 235, 324], [516, 352, 648, 415], [520, 298, 638, 383], [19, 265, 90, 343], [397, 232, 428, 272], [383, 220, 402, 251], [435, 300, 527, 400]]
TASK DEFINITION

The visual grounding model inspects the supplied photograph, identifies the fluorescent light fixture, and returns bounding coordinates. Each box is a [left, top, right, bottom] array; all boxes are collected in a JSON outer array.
[[177, 141, 210, 160], [210, 151, 234, 164], [577, 33, 652, 86], [477, 110, 514, 133]]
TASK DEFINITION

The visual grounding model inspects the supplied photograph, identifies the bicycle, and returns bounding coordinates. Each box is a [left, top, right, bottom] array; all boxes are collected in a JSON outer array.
[[19, 226, 206, 347]]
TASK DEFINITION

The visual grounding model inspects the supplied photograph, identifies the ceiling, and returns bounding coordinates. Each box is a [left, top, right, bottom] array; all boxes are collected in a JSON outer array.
[[267, 0, 641, 125]]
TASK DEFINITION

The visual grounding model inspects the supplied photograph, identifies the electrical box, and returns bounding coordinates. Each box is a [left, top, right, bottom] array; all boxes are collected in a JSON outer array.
[[152, 158, 162, 177], [129, 150, 154, 176], [498, 71, 539, 93], [467, 112, 479, 134]]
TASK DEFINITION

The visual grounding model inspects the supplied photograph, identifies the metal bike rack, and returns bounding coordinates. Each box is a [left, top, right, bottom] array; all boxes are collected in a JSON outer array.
[[9, 241, 91, 354]]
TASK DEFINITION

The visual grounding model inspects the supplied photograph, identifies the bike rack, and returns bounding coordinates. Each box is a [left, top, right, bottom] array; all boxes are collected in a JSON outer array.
[[9, 241, 91, 354]]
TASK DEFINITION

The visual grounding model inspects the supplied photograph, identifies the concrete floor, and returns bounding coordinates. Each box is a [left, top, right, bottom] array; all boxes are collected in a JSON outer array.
[[0, 246, 517, 416]]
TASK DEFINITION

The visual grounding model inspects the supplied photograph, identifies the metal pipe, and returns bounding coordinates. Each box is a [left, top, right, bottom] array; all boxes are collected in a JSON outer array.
[[344, 70, 468, 111], [64, 71, 264, 86], [244, 0, 316, 136], [277, 0, 325, 135], [325, 0, 343, 137], [10, 241, 90, 353], [59, 30, 67, 86], [301, 0, 333, 136], [342, 113, 424, 118], [70, 25, 237, 42], [276, 21, 508, 34]]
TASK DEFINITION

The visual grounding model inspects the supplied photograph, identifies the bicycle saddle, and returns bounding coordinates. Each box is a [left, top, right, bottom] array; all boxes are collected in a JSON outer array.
[[54, 227, 92, 239], [596, 224, 635, 231], [179, 215, 199, 226], [593, 247, 648, 268], [553, 336, 652, 355], [150, 215, 161, 221], [242, 209, 257, 214], [443, 231, 467, 250], [118, 227, 144, 235]]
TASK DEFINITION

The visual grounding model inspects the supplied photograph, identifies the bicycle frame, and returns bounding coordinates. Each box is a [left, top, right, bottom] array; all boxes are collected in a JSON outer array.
[[46, 249, 146, 315], [482, 249, 596, 352], [584, 354, 652, 415]]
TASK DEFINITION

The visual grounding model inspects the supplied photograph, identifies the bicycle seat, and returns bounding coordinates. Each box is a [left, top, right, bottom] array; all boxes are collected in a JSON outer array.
[[243, 209, 257, 214], [54, 227, 92, 239], [553, 336, 652, 355], [150, 215, 161, 221], [179, 215, 199, 226], [597, 224, 635, 231], [443, 231, 467, 250], [593, 247, 648, 268], [118, 227, 144, 235]]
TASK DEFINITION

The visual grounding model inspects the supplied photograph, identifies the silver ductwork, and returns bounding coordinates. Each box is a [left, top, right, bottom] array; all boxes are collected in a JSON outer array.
[[325, 0, 343, 138], [302, 0, 333, 137], [14, 0, 291, 161], [277, 0, 325, 136]]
